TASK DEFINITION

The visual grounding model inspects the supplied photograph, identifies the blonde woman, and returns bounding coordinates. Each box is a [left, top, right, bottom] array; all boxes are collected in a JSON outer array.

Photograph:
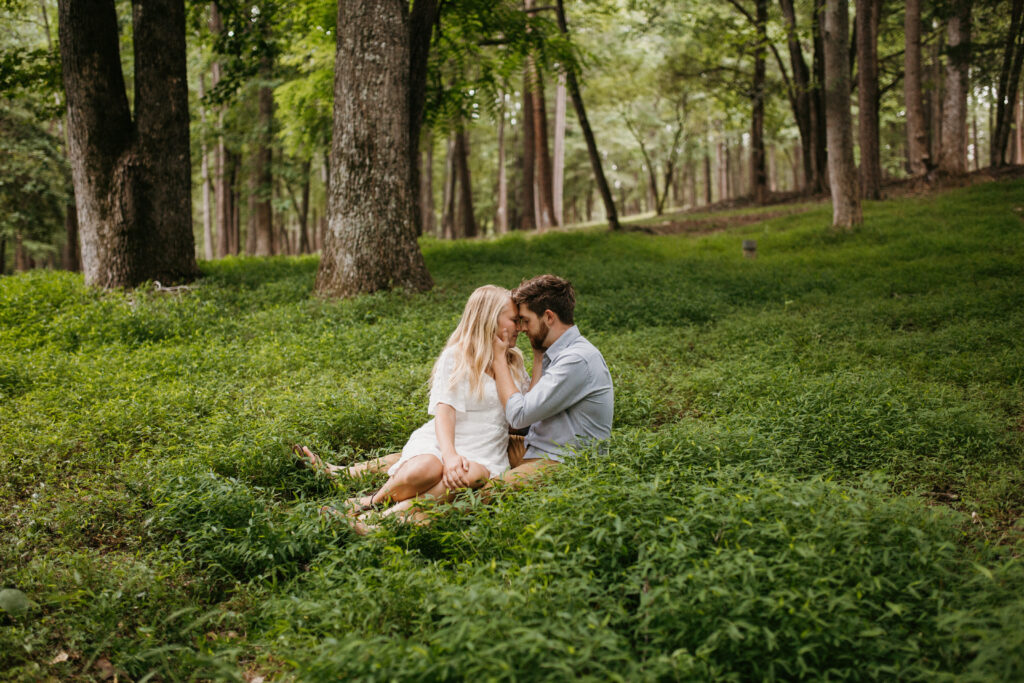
[[317, 285, 528, 530]]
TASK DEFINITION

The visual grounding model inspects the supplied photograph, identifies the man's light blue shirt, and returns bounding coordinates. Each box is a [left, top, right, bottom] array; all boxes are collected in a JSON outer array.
[[504, 325, 614, 462]]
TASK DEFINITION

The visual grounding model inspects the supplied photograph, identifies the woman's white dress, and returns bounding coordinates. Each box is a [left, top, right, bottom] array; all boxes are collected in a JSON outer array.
[[389, 347, 521, 479]]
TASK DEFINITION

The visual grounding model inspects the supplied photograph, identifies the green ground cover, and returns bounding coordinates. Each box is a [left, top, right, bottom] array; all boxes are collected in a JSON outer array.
[[2, 179, 1023, 680]]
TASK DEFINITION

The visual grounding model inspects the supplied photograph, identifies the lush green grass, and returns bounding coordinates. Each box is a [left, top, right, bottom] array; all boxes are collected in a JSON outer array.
[[2, 179, 1023, 680]]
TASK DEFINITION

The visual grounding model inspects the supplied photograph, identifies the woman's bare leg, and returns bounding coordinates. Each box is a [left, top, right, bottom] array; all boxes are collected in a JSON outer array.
[[359, 462, 491, 530], [347, 453, 443, 509], [298, 446, 401, 478]]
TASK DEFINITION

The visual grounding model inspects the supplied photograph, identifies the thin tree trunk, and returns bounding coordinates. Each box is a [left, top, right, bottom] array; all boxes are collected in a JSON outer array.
[[441, 133, 457, 239], [198, 72, 214, 260], [58, 0, 197, 288], [555, 0, 620, 230], [520, 74, 537, 231], [779, 0, 816, 192], [228, 149, 241, 254], [315, 0, 433, 297], [454, 123, 477, 238], [904, 0, 931, 174], [856, 0, 882, 198], [210, 4, 231, 259], [992, 0, 1024, 166], [531, 59, 556, 229], [1016, 89, 1024, 162], [552, 72, 566, 227], [253, 66, 275, 255], [751, 0, 769, 203], [419, 130, 436, 236], [812, 0, 830, 191], [704, 147, 713, 204], [823, 0, 862, 229], [496, 94, 509, 234], [62, 203, 80, 271], [930, 33, 944, 164]]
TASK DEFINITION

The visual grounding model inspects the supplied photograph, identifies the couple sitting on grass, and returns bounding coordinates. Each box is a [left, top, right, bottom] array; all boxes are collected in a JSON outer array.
[[294, 274, 614, 534]]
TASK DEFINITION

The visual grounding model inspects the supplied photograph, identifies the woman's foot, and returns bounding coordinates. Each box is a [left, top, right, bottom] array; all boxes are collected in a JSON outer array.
[[318, 504, 379, 535], [292, 445, 342, 476]]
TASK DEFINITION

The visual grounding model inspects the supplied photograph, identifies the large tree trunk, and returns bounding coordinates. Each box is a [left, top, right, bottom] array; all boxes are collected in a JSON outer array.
[[316, 0, 431, 293], [751, 0, 769, 203], [58, 0, 197, 288], [904, 0, 931, 175], [62, 203, 80, 271], [856, 0, 882, 198], [316, 0, 433, 296], [939, 0, 972, 174], [555, 0, 620, 230], [252, 64, 275, 256], [823, 0, 862, 229], [454, 124, 477, 238], [992, 0, 1024, 167]]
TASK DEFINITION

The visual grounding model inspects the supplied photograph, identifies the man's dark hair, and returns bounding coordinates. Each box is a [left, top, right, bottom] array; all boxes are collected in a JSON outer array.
[[513, 274, 576, 324]]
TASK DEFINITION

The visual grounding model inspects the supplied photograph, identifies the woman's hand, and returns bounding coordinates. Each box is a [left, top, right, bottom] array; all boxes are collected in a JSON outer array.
[[442, 451, 472, 490], [492, 329, 512, 366]]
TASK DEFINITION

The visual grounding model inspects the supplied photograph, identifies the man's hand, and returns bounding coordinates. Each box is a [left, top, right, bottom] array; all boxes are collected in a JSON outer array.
[[492, 329, 512, 366], [442, 451, 472, 490]]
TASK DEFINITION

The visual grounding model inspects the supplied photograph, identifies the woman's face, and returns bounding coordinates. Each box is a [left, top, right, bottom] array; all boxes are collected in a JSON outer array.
[[496, 298, 520, 346]]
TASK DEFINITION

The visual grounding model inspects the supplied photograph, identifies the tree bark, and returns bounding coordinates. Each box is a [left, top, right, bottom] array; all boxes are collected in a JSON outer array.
[[419, 131, 436, 236], [856, 0, 882, 199], [904, 0, 931, 175], [520, 75, 537, 231], [779, 0, 817, 192], [454, 123, 477, 238], [252, 64, 276, 256], [823, 0, 862, 229], [197, 72, 215, 260], [315, 0, 433, 296], [555, 0, 620, 230], [812, 0, 830, 192], [703, 148, 712, 204], [939, 0, 971, 174], [58, 0, 197, 288], [530, 58, 556, 229], [496, 94, 509, 234], [553, 72, 566, 227], [62, 203, 80, 271], [992, 0, 1024, 166], [929, 33, 944, 164], [750, 0, 769, 203]]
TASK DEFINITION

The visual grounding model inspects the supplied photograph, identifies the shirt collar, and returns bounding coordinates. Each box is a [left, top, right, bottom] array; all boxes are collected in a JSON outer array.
[[543, 325, 580, 363]]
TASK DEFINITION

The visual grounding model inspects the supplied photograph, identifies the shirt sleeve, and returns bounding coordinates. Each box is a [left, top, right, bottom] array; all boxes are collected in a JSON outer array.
[[428, 348, 466, 414], [504, 354, 591, 430]]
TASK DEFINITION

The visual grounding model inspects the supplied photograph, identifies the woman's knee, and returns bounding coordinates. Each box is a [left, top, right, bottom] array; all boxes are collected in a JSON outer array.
[[396, 453, 444, 485]]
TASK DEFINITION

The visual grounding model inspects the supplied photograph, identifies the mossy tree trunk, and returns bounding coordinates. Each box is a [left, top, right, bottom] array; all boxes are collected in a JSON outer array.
[[822, 0, 862, 229], [315, 0, 433, 298], [58, 0, 197, 288]]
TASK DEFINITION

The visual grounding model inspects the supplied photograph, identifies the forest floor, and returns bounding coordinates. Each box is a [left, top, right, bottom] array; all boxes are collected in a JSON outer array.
[[2, 177, 1023, 681]]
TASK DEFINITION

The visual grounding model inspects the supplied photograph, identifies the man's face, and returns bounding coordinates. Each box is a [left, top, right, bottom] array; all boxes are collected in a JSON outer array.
[[517, 304, 550, 350]]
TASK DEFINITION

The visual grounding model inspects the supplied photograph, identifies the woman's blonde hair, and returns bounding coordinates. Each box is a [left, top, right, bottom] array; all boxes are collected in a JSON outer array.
[[434, 285, 527, 398]]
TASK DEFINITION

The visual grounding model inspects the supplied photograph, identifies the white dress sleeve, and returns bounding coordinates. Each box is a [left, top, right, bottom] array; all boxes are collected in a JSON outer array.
[[428, 347, 467, 414]]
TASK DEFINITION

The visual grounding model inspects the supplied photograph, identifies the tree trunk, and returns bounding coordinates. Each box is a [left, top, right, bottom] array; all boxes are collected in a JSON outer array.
[[454, 124, 477, 238], [420, 131, 436, 236], [779, 0, 817, 192], [197, 72, 214, 260], [252, 66, 275, 256], [929, 33, 944, 163], [856, 0, 882, 198], [1016, 89, 1024, 162], [530, 59, 556, 229], [210, 4, 232, 259], [823, 0, 862, 229], [552, 72, 566, 227], [315, 0, 433, 297], [520, 74, 537, 231], [555, 0, 620, 230], [904, 0, 931, 174], [939, 0, 971, 175], [441, 133, 457, 239], [812, 0, 830, 192], [62, 203, 80, 271], [704, 148, 712, 204], [228, 149, 241, 254], [751, 0, 769, 203], [992, 0, 1024, 166], [496, 94, 509, 234], [58, 0, 197, 288]]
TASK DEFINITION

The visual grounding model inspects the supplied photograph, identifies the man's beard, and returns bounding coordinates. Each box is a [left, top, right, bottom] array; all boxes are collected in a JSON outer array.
[[529, 320, 550, 350]]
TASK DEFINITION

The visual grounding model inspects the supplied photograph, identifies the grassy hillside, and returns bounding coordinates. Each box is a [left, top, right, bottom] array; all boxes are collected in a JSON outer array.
[[2, 179, 1023, 680]]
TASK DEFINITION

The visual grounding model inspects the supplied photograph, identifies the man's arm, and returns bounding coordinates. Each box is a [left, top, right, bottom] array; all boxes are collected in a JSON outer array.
[[494, 346, 591, 430]]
